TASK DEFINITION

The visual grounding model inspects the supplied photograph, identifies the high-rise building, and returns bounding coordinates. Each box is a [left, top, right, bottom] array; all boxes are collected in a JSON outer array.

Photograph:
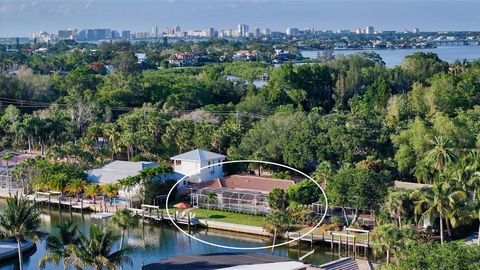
[[152, 26, 159, 38], [365, 26, 374, 34], [121, 30, 131, 39], [356, 28, 362, 34], [237, 24, 249, 37], [412, 27, 420, 34], [262, 28, 271, 35], [286, 27, 299, 36], [111, 30, 120, 39], [204, 27, 215, 38], [254, 28, 261, 37], [175, 25, 181, 34], [57, 28, 77, 40]]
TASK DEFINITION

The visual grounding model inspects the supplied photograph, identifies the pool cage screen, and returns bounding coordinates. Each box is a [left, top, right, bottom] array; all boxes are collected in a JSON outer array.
[[190, 188, 270, 215]]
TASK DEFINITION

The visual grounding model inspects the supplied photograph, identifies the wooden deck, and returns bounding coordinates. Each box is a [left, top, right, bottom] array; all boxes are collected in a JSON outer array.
[[128, 207, 200, 226]]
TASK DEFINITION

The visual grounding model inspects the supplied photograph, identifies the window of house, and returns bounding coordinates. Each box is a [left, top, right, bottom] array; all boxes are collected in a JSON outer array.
[[175, 160, 181, 166]]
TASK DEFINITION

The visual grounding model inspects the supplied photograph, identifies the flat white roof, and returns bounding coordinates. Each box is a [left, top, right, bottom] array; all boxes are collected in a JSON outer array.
[[86, 160, 157, 184]]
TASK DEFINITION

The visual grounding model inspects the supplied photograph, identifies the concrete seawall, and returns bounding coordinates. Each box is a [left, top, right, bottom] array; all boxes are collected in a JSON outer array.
[[199, 219, 271, 237]]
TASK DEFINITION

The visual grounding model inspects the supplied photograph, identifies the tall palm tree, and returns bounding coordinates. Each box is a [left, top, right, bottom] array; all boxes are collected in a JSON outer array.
[[382, 189, 411, 229], [312, 160, 334, 187], [0, 195, 45, 270], [1, 151, 14, 189], [84, 184, 102, 204], [118, 176, 140, 207], [39, 220, 79, 269], [112, 209, 139, 249], [424, 136, 457, 172], [372, 223, 416, 264], [64, 224, 132, 270], [470, 191, 480, 245], [411, 180, 467, 244], [103, 183, 119, 206], [66, 178, 88, 202], [204, 191, 218, 220], [264, 210, 291, 255]]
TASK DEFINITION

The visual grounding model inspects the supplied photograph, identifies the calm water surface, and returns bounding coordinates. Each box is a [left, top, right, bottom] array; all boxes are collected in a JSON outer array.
[[0, 202, 338, 270], [302, 46, 480, 67]]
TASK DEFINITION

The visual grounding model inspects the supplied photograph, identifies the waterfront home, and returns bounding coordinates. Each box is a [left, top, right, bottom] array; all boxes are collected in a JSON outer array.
[[171, 149, 226, 185], [394, 181, 433, 228], [86, 160, 157, 198], [189, 175, 295, 215], [232, 50, 260, 61], [168, 52, 199, 67]]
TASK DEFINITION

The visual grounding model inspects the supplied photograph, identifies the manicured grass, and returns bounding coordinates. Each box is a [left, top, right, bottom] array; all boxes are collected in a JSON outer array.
[[191, 208, 266, 227]]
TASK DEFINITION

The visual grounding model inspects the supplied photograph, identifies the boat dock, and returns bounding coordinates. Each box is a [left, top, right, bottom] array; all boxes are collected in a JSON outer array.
[[128, 204, 200, 227], [287, 228, 371, 259]]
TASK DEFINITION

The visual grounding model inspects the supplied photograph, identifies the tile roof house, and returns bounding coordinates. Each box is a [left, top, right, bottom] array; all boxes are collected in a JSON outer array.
[[189, 174, 295, 194]]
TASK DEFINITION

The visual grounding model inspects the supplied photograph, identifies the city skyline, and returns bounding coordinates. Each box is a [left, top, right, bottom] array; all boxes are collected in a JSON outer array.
[[1, 0, 480, 37]]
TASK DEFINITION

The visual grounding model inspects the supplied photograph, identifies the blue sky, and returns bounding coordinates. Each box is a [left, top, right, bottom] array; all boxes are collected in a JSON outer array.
[[1, 0, 480, 37]]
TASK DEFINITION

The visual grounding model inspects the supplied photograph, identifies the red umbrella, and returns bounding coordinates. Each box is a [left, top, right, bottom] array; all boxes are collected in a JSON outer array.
[[173, 202, 191, 209]]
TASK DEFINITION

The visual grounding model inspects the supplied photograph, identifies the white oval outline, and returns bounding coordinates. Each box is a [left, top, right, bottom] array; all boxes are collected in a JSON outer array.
[[165, 160, 329, 250]]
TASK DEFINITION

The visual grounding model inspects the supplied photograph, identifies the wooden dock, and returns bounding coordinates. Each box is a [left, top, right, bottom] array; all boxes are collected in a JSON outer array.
[[287, 228, 371, 259], [128, 205, 200, 227]]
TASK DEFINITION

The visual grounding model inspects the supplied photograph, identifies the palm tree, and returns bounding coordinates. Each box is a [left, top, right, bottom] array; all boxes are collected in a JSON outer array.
[[312, 160, 334, 187], [103, 183, 119, 206], [382, 189, 411, 229], [411, 180, 467, 244], [1, 151, 14, 190], [64, 224, 132, 270], [118, 176, 140, 207], [264, 210, 291, 255], [267, 188, 289, 211], [470, 192, 480, 245], [66, 178, 87, 202], [39, 220, 79, 269], [112, 209, 139, 249], [0, 196, 45, 270], [84, 184, 102, 204], [372, 223, 416, 264], [204, 191, 218, 220], [424, 136, 457, 172]]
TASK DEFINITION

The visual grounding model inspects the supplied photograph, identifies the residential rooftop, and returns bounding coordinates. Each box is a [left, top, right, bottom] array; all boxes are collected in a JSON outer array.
[[189, 174, 295, 193], [170, 149, 226, 162]]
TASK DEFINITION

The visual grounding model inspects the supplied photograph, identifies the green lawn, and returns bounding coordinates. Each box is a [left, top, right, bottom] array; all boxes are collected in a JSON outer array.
[[191, 208, 266, 227]]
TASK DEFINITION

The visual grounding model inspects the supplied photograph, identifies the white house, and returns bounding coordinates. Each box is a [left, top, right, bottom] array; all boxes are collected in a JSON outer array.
[[171, 149, 226, 184], [86, 160, 157, 199]]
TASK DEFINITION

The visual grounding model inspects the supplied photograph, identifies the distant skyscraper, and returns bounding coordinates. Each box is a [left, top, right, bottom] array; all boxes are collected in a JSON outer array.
[[121, 30, 131, 39], [204, 27, 215, 38], [286, 27, 298, 36], [111, 30, 120, 39], [57, 28, 77, 39], [237, 24, 249, 37], [365, 26, 374, 34], [412, 27, 420, 34], [254, 28, 261, 37], [356, 28, 362, 34], [175, 25, 181, 35], [262, 28, 271, 35], [152, 26, 159, 38]]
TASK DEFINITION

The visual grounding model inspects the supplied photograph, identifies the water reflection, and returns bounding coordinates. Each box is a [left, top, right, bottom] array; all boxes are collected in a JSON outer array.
[[0, 203, 338, 270]]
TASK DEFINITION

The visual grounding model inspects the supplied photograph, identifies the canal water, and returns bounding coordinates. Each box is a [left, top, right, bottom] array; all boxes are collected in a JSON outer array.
[[302, 45, 480, 67], [0, 203, 338, 270]]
